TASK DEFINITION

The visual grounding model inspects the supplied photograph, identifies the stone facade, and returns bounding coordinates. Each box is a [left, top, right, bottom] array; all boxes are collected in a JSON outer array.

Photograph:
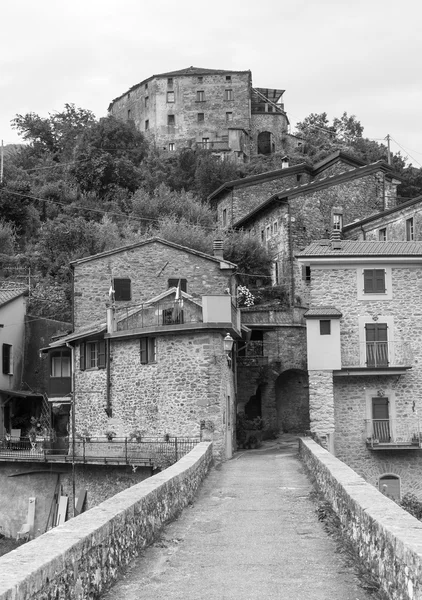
[[108, 67, 288, 160]]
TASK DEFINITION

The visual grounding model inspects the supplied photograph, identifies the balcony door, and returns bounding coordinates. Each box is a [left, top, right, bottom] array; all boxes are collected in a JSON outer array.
[[365, 323, 388, 367], [372, 397, 390, 442]]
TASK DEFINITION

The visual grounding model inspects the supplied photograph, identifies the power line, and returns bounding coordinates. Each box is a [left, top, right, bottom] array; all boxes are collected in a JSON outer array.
[[390, 138, 422, 168]]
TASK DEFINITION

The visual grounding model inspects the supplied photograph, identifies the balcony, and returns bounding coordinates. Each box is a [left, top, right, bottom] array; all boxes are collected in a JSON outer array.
[[237, 341, 268, 367], [194, 141, 230, 151], [114, 295, 241, 338], [0, 436, 200, 466], [365, 419, 422, 450], [336, 341, 413, 376]]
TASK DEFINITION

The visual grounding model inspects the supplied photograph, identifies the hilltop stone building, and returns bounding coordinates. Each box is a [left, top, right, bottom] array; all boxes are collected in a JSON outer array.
[[108, 66, 295, 161]]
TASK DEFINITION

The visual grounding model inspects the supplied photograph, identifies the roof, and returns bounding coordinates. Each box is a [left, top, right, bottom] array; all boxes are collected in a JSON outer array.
[[234, 161, 401, 229], [108, 66, 251, 109], [48, 321, 107, 348], [297, 240, 422, 258], [312, 150, 367, 173], [343, 195, 422, 232], [304, 307, 342, 318], [70, 237, 237, 269], [0, 288, 26, 308]]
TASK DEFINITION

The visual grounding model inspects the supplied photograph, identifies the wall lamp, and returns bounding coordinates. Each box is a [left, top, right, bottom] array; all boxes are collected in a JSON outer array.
[[215, 333, 234, 365]]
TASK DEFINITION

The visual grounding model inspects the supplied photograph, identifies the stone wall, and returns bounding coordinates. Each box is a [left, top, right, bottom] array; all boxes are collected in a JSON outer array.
[[308, 370, 334, 437], [299, 437, 422, 600], [250, 112, 289, 156], [72, 240, 235, 329], [0, 442, 212, 600], [346, 201, 422, 242]]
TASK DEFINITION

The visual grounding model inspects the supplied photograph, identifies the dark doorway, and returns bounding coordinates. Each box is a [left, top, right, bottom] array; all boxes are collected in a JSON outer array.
[[245, 385, 262, 420], [276, 369, 309, 432], [372, 396, 390, 442], [258, 131, 273, 155]]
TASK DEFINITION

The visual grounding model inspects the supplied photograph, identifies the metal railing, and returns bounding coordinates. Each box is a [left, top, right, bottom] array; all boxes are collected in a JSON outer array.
[[117, 301, 202, 331], [342, 341, 413, 368], [0, 436, 201, 466], [237, 340, 268, 366], [365, 418, 421, 447]]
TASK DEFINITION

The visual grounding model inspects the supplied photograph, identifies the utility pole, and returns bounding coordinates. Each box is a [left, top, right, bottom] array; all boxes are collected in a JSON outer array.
[[385, 134, 391, 165], [0, 140, 3, 184]]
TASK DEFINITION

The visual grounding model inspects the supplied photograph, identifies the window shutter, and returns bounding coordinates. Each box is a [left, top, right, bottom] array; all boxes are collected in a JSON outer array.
[[114, 278, 131, 301], [140, 338, 148, 364], [375, 269, 386, 293], [98, 340, 106, 368], [363, 270, 374, 293], [80, 342, 86, 371], [149, 338, 156, 362]]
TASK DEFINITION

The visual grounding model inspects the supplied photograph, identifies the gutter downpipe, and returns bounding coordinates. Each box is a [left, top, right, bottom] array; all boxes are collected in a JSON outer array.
[[287, 201, 295, 305], [106, 306, 115, 418], [66, 342, 76, 518]]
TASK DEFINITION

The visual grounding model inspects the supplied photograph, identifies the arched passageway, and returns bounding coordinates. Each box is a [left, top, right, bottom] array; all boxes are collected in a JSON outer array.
[[257, 131, 274, 155], [276, 369, 309, 432]]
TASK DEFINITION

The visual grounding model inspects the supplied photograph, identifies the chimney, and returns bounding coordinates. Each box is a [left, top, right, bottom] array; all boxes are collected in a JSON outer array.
[[281, 156, 289, 169], [213, 239, 224, 260]]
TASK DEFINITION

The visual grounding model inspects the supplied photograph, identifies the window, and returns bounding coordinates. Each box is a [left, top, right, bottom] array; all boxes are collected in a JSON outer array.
[[379, 474, 400, 500], [266, 225, 271, 240], [273, 221, 278, 235], [127, 109, 131, 120], [226, 112, 233, 122], [225, 75, 232, 82], [302, 266, 311, 282], [196, 90, 205, 102], [145, 120, 149, 131], [222, 208, 227, 227], [202, 137, 210, 149], [363, 269, 385, 294], [80, 340, 106, 370], [197, 112, 205, 123], [114, 278, 131, 301], [320, 320, 331, 335], [168, 115, 175, 126], [379, 228, 387, 241], [51, 350, 71, 378], [296, 174, 302, 183], [273, 261, 279, 285], [197, 76, 203, 83], [372, 397, 390, 441], [332, 213, 343, 230], [261, 229, 264, 242], [162, 307, 184, 325], [225, 89, 233, 101], [406, 217, 414, 241], [168, 143, 175, 151], [168, 278, 187, 292], [145, 83, 148, 90], [167, 91, 174, 103], [365, 323, 388, 367], [140, 337, 156, 364], [2, 344, 13, 375], [145, 96, 149, 108], [167, 77, 173, 86]]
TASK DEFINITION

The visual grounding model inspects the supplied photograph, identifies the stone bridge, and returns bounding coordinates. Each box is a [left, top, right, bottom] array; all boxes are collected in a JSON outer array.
[[1, 438, 422, 600]]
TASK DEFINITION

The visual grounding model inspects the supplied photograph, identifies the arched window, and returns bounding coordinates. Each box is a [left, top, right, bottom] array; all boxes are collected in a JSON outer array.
[[379, 474, 400, 500]]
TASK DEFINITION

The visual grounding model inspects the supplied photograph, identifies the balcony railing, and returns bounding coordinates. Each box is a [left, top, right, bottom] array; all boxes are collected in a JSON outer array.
[[342, 341, 413, 369], [237, 341, 268, 366], [0, 436, 201, 465], [194, 141, 230, 151], [365, 418, 422, 449]]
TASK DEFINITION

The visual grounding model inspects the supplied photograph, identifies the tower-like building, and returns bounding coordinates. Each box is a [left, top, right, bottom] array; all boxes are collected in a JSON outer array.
[[108, 66, 291, 161]]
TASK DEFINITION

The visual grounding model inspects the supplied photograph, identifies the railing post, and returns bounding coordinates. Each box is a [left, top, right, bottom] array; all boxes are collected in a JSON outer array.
[[83, 437, 85, 463], [125, 437, 128, 464], [175, 437, 178, 462]]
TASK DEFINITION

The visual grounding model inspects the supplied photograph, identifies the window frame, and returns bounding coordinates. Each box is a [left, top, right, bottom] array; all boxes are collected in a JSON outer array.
[[196, 90, 205, 102], [2, 343, 13, 375], [140, 337, 156, 364], [167, 114, 175, 126], [226, 112, 233, 122], [225, 89, 233, 101], [332, 213, 343, 231], [114, 278, 131, 302], [166, 91, 175, 103], [358, 266, 392, 300], [197, 112, 205, 123], [379, 227, 387, 241], [50, 349, 71, 378], [145, 119, 149, 131], [222, 208, 227, 228], [406, 217, 414, 241], [80, 340, 106, 371], [168, 142, 175, 151], [319, 320, 331, 335]]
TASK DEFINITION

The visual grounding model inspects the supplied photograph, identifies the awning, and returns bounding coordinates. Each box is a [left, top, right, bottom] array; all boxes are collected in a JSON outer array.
[[0, 389, 43, 399]]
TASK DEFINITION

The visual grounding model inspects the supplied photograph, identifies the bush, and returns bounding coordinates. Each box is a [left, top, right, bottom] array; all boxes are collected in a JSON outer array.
[[400, 493, 422, 520]]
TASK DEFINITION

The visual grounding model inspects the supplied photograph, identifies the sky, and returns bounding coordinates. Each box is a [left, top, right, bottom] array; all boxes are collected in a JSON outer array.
[[1, 0, 421, 167]]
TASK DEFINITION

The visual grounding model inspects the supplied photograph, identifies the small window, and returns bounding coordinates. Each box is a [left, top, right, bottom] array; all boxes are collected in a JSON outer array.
[[226, 112, 233, 122], [266, 225, 271, 240], [363, 269, 385, 294], [197, 112, 205, 123], [168, 143, 175, 151], [140, 337, 156, 364], [379, 228, 387, 241], [406, 217, 414, 241], [80, 340, 106, 370], [168, 114, 175, 126], [145, 120, 149, 131], [127, 109, 131, 120], [145, 96, 149, 108], [302, 266, 311, 282], [167, 77, 173, 86], [2, 344, 13, 375], [296, 174, 302, 183], [202, 137, 210, 149], [222, 208, 227, 227], [196, 90, 205, 102], [145, 83, 148, 90], [320, 320, 331, 335], [197, 76, 203, 83], [168, 278, 187, 292], [261, 229, 265, 242], [226, 75, 232, 82], [167, 91, 174, 103], [114, 278, 131, 301], [225, 89, 233, 101], [333, 213, 343, 230], [273, 221, 278, 235]]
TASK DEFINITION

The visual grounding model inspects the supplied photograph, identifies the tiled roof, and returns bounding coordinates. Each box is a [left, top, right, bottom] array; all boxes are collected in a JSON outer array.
[[48, 321, 107, 348], [343, 195, 422, 231], [304, 307, 342, 318], [0, 288, 26, 307], [297, 240, 422, 257]]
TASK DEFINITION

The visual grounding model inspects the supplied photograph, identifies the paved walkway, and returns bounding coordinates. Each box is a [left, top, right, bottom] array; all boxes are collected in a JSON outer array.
[[102, 436, 375, 600]]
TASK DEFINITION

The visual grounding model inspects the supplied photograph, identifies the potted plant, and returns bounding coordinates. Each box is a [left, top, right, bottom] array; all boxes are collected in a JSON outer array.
[[129, 429, 143, 443], [105, 429, 116, 442]]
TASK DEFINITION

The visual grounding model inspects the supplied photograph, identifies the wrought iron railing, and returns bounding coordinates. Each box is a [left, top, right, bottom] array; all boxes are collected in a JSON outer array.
[[0, 436, 201, 466], [237, 341, 268, 366], [365, 418, 421, 447], [342, 341, 413, 368]]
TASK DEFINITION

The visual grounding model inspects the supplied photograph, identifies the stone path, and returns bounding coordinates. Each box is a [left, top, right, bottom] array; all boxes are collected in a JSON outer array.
[[102, 436, 376, 600]]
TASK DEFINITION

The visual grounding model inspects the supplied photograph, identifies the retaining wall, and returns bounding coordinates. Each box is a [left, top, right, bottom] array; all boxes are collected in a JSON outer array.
[[0, 442, 213, 600], [299, 437, 422, 600]]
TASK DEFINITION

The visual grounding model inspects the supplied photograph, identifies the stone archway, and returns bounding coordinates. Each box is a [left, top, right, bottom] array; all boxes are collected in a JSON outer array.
[[257, 131, 273, 155], [276, 369, 310, 432]]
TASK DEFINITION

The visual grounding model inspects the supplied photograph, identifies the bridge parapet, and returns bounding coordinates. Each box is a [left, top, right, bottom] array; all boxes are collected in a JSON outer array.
[[299, 437, 422, 600], [0, 442, 213, 600]]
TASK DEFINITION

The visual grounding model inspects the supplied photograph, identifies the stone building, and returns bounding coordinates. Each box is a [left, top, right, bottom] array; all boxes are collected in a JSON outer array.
[[297, 239, 422, 500], [47, 238, 240, 461], [108, 66, 291, 160]]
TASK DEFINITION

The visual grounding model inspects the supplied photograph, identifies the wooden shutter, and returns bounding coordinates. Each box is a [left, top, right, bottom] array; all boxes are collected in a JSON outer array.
[[98, 340, 106, 369], [114, 278, 131, 301], [363, 269, 385, 293], [80, 342, 85, 371], [168, 279, 187, 292], [375, 269, 386, 293]]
